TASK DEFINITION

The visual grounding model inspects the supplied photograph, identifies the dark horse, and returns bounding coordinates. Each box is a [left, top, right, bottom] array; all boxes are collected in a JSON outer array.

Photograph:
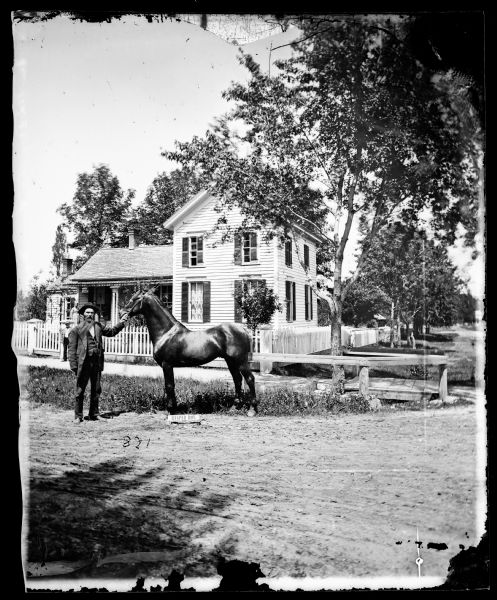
[[123, 288, 257, 416]]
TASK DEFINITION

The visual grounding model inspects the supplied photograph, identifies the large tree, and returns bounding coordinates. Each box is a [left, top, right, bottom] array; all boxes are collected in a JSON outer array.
[[25, 274, 51, 321], [165, 15, 481, 361], [51, 224, 67, 277], [355, 222, 463, 345], [132, 168, 203, 245], [58, 164, 134, 265]]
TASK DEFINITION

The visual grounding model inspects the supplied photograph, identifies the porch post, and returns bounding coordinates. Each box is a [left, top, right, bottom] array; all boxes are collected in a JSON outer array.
[[111, 286, 120, 325]]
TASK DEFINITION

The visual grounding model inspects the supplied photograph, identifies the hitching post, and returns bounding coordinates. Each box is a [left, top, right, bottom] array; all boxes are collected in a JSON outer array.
[[359, 365, 369, 396], [439, 363, 448, 403]]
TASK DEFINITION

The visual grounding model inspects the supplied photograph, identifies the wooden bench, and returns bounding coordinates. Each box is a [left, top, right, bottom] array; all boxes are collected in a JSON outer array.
[[250, 352, 448, 402]]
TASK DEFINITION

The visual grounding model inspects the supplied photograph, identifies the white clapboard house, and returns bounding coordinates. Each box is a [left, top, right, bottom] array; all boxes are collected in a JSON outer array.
[[46, 188, 324, 335], [163, 189, 324, 330]]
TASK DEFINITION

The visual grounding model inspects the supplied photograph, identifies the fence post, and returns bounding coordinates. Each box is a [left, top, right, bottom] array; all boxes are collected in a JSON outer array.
[[359, 366, 369, 396], [59, 329, 65, 361], [27, 319, 42, 355], [259, 329, 273, 374]]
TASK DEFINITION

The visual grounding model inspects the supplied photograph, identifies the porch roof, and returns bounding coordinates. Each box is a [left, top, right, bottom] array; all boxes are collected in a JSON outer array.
[[69, 245, 173, 282]]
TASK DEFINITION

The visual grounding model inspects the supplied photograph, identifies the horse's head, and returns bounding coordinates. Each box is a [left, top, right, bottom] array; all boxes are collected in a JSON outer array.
[[121, 285, 158, 317]]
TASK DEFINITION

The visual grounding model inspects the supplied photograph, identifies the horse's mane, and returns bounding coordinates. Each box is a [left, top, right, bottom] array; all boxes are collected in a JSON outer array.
[[146, 292, 181, 325]]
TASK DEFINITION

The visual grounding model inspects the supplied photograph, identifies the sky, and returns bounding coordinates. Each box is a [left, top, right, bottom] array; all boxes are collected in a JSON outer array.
[[12, 13, 484, 300]]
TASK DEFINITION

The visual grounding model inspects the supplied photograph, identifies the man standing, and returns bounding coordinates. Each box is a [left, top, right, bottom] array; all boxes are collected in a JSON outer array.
[[60, 320, 70, 361], [68, 303, 129, 422]]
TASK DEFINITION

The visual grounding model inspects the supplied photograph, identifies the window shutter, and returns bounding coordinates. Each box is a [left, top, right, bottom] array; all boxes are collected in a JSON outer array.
[[285, 281, 291, 321], [234, 234, 242, 265], [203, 281, 211, 323], [305, 285, 309, 320], [292, 281, 297, 321], [304, 244, 309, 268], [285, 239, 292, 267], [310, 287, 313, 321], [197, 236, 204, 265], [234, 280, 243, 322], [182, 238, 189, 267], [181, 282, 189, 322]]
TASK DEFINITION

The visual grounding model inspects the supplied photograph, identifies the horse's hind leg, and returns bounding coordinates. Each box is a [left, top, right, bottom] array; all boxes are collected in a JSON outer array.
[[161, 362, 177, 415], [225, 358, 243, 405], [240, 362, 257, 416]]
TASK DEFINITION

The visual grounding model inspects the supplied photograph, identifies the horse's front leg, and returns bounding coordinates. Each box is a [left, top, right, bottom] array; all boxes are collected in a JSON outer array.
[[161, 362, 177, 415]]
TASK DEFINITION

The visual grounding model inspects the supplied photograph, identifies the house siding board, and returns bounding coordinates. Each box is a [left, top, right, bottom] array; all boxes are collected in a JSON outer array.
[[172, 195, 276, 328]]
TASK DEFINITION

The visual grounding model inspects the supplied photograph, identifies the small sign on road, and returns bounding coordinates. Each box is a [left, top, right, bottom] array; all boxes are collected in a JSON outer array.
[[167, 414, 202, 425]]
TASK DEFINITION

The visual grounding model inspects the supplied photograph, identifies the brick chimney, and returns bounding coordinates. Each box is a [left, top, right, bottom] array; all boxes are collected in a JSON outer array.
[[128, 227, 139, 250], [62, 258, 73, 277]]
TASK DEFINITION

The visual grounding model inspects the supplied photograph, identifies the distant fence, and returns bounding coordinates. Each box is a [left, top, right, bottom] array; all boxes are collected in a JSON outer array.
[[271, 325, 391, 354], [12, 321, 390, 360]]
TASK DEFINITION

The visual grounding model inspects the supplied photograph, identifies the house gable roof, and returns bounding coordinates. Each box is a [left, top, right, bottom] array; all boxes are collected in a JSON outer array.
[[69, 245, 173, 282], [164, 187, 326, 244], [163, 188, 213, 231]]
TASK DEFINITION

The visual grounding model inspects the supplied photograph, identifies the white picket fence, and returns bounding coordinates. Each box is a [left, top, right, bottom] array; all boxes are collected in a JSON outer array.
[[12, 321, 29, 350], [12, 321, 390, 357]]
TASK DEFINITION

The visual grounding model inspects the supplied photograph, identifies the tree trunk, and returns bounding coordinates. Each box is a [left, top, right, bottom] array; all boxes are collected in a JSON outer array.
[[390, 301, 395, 348], [328, 293, 344, 393], [395, 312, 401, 347], [406, 321, 416, 349]]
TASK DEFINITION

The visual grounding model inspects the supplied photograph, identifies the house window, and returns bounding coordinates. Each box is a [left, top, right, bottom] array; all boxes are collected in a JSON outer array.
[[285, 239, 292, 267], [242, 232, 258, 263], [189, 281, 204, 322], [158, 283, 173, 311], [285, 281, 296, 322], [182, 236, 204, 267], [304, 244, 310, 269], [63, 296, 76, 320], [304, 285, 313, 321]]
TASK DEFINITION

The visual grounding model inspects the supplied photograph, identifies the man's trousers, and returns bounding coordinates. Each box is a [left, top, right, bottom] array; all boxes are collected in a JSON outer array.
[[74, 355, 102, 418]]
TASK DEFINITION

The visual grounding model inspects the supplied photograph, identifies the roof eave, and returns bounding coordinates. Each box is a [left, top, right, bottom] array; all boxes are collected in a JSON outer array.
[[163, 188, 212, 231]]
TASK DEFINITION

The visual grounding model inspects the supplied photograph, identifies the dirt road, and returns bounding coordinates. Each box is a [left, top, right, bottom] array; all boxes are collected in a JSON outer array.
[[21, 401, 482, 584]]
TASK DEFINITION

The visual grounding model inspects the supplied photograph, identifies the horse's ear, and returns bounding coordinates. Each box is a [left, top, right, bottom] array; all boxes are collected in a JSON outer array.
[[148, 285, 159, 295]]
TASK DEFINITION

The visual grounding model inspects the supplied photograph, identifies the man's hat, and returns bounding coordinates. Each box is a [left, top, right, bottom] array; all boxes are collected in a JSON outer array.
[[78, 303, 100, 315]]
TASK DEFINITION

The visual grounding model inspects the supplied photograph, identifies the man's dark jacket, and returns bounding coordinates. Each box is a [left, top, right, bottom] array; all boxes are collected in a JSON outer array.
[[68, 321, 125, 378]]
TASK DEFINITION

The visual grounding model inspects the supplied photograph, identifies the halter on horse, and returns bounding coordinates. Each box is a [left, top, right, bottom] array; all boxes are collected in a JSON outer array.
[[122, 287, 257, 416]]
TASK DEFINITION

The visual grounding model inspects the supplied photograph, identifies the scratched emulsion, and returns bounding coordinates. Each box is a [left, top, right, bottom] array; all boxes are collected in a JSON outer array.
[[22, 401, 479, 583]]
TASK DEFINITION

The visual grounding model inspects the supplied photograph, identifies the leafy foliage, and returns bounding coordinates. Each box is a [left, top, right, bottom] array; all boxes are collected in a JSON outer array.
[[131, 169, 203, 245], [24, 274, 52, 320], [357, 222, 463, 330], [58, 164, 134, 262], [342, 277, 391, 327], [234, 281, 282, 334]]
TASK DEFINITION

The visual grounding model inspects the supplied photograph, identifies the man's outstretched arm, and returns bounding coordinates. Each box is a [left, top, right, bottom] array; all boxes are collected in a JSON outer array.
[[101, 313, 129, 337]]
